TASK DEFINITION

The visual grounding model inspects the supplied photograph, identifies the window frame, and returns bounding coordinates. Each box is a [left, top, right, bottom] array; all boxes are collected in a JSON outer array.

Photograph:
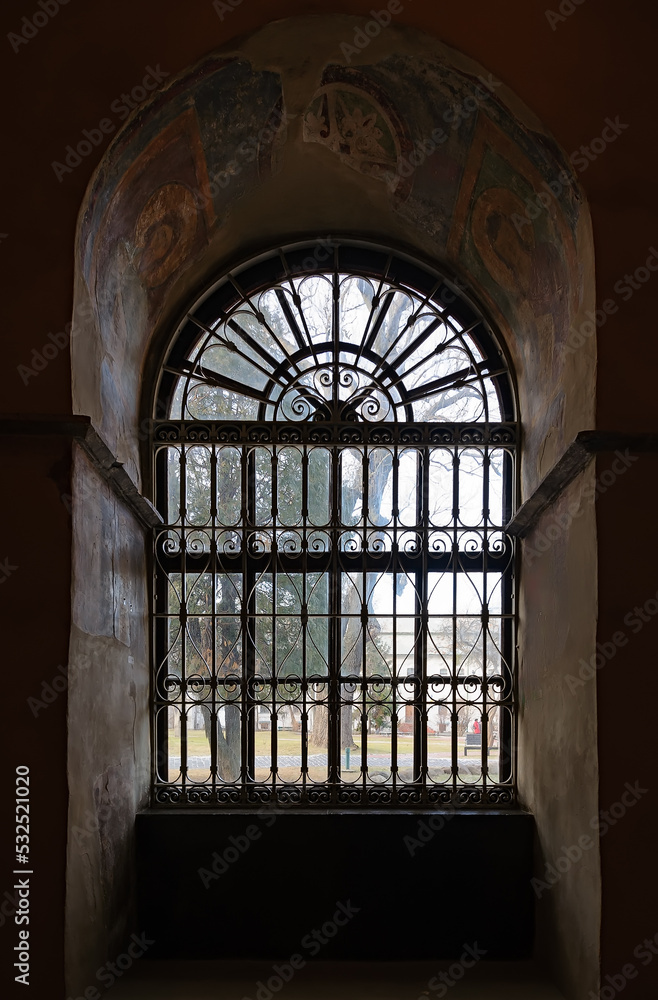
[[149, 240, 519, 809]]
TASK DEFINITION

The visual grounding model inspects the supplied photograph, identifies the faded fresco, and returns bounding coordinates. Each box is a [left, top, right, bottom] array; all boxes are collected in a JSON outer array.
[[299, 55, 583, 474], [303, 65, 412, 200], [77, 31, 587, 490], [81, 57, 288, 331], [82, 49, 582, 324], [303, 57, 581, 334]]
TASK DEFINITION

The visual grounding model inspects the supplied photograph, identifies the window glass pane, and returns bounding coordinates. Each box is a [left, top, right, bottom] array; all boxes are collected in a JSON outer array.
[[186, 708, 211, 785], [308, 448, 331, 526], [339, 275, 375, 345], [307, 573, 329, 677], [254, 447, 272, 526], [202, 339, 270, 390], [368, 448, 393, 525], [370, 289, 416, 358], [277, 706, 303, 785], [297, 274, 333, 342], [252, 290, 297, 356], [277, 447, 303, 526], [341, 448, 363, 526], [153, 249, 515, 806], [458, 448, 485, 527], [487, 448, 504, 526], [216, 702, 242, 783], [185, 382, 260, 420], [216, 447, 241, 525], [428, 448, 454, 527], [166, 445, 181, 524]]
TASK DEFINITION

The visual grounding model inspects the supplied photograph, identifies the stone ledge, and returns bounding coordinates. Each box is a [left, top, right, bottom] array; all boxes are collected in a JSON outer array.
[[0, 413, 162, 530], [506, 429, 658, 538]]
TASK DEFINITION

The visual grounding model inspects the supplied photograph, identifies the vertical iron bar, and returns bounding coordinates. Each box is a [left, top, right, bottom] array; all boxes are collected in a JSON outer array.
[[180, 444, 188, 798], [500, 447, 515, 786], [153, 444, 168, 797], [330, 262, 341, 800], [451, 446, 459, 799], [329, 444, 340, 798], [419, 445, 430, 797], [271, 445, 278, 799], [392, 444, 399, 800], [242, 443, 252, 800], [481, 444, 489, 794], [301, 445, 309, 799], [362, 445, 369, 800], [210, 444, 218, 794]]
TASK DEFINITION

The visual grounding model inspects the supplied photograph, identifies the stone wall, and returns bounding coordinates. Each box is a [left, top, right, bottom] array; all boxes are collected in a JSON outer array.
[[65, 445, 149, 995]]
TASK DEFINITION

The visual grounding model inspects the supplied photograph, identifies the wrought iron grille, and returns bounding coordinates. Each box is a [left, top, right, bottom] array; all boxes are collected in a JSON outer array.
[[152, 243, 517, 807]]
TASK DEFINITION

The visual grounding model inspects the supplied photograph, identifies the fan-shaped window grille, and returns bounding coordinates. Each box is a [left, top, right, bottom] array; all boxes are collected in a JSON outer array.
[[152, 242, 517, 808]]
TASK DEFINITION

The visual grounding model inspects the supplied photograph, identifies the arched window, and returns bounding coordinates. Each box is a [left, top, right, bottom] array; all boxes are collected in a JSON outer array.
[[151, 241, 517, 807]]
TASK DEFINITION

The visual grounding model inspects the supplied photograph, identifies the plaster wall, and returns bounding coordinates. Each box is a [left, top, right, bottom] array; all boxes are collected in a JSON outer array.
[[518, 468, 600, 999], [65, 445, 150, 996]]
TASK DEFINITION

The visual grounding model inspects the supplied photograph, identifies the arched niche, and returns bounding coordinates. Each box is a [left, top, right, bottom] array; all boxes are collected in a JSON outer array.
[[72, 15, 594, 495], [67, 15, 598, 1000]]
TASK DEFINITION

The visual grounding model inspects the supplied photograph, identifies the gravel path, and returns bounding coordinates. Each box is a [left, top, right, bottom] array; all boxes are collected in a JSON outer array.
[[171, 753, 492, 775]]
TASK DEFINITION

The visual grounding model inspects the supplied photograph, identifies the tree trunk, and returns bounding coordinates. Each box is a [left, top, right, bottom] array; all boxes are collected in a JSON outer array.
[[309, 702, 328, 749], [340, 600, 361, 750]]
